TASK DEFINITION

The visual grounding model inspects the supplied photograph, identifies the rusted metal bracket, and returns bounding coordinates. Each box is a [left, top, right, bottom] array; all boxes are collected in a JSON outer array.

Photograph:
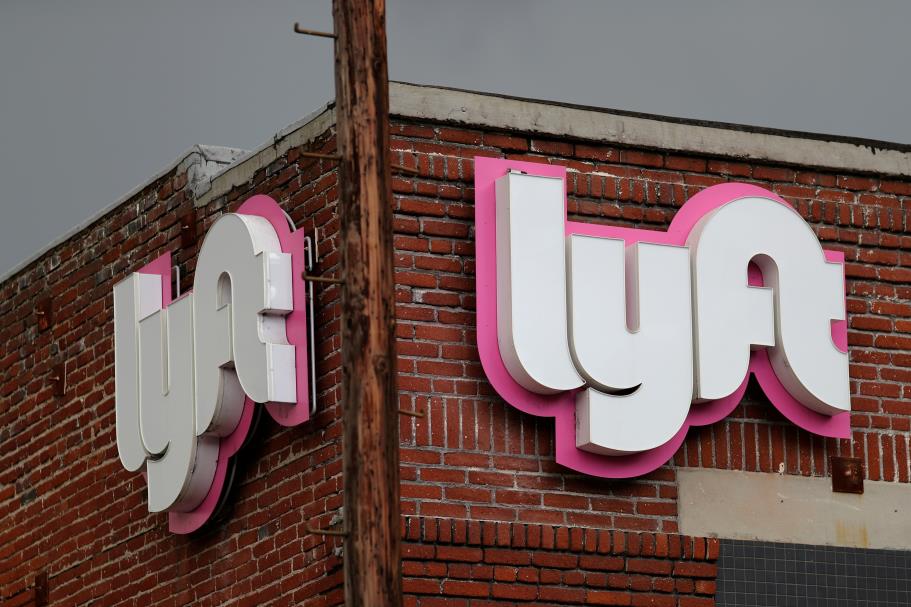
[[179, 210, 197, 249], [390, 163, 419, 175], [306, 523, 347, 537], [302, 272, 344, 285], [36, 297, 53, 331], [293, 23, 337, 39], [398, 408, 425, 418], [34, 571, 48, 607], [49, 362, 66, 397], [831, 456, 864, 494]]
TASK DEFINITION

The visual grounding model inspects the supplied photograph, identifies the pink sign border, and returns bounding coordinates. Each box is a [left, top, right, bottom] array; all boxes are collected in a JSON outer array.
[[133, 195, 311, 533], [474, 156, 850, 479]]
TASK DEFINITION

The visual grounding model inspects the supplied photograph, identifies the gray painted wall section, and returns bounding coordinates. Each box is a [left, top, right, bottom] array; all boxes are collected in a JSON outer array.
[[678, 468, 911, 550]]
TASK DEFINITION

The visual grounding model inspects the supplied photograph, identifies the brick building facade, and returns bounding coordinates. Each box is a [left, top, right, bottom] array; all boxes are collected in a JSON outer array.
[[3, 83, 911, 606]]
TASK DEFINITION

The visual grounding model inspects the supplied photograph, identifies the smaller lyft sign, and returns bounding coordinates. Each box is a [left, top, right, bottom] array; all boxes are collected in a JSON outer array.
[[475, 157, 851, 478], [114, 196, 310, 533]]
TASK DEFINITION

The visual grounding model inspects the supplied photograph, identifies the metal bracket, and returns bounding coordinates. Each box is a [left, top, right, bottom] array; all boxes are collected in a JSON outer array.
[[34, 571, 48, 607], [179, 210, 197, 249], [305, 523, 347, 537], [293, 23, 337, 39], [49, 361, 66, 397], [302, 273, 344, 285], [398, 408, 425, 418], [36, 297, 53, 331], [391, 162, 420, 175], [303, 236, 319, 418], [172, 264, 182, 298]]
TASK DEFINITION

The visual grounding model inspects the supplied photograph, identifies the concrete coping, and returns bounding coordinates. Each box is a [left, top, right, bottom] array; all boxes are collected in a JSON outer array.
[[390, 82, 911, 177], [196, 82, 911, 208]]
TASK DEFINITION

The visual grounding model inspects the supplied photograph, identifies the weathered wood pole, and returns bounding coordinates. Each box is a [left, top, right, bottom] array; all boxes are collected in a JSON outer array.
[[332, 0, 402, 605]]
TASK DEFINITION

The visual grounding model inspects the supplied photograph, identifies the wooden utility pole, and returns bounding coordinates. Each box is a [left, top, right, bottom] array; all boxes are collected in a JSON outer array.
[[332, 0, 402, 605]]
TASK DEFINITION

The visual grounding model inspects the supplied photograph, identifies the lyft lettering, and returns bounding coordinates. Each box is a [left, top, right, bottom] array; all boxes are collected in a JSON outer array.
[[475, 158, 851, 478], [114, 196, 310, 532]]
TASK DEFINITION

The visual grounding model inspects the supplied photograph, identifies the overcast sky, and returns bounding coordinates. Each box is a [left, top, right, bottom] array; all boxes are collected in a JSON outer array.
[[2, 0, 910, 277]]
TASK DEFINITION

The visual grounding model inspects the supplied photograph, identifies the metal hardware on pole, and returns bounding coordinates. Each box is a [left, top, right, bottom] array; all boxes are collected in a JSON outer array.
[[293, 23, 338, 38], [390, 163, 419, 175], [305, 524, 348, 537], [301, 272, 345, 285], [398, 408, 425, 418], [299, 151, 343, 161]]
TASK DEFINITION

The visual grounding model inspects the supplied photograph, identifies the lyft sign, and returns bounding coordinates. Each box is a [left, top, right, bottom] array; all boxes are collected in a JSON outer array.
[[114, 196, 311, 533], [475, 157, 851, 478]]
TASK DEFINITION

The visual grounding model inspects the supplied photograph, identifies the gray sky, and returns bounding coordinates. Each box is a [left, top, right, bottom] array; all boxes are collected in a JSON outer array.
[[2, 0, 910, 277]]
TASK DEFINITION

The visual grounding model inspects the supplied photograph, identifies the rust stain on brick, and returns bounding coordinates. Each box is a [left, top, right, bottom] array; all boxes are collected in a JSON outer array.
[[831, 456, 864, 494]]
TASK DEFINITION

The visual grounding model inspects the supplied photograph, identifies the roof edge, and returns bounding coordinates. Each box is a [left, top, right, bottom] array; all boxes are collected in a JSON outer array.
[[388, 82, 911, 177], [0, 144, 245, 285], [194, 102, 335, 207], [393, 82, 911, 155], [7, 82, 911, 286]]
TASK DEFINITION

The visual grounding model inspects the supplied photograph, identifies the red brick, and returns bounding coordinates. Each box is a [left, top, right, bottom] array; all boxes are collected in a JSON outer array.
[[440, 128, 482, 145], [665, 155, 706, 172], [707, 159, 750, 176], [754, 165, 796, 182], [589, 590, 633, 605], [673, 562, 717, 578], [576, 144, 618, 161], [436, 546, 482, 562], [622, 150, 664, 167], [442, 580, 489, 597], [580, 555, 625, 571], [531, 139, 574, 156], [484, 132, 528, 151], [627, 559, 673, 576], [490, 583, 538, 600]]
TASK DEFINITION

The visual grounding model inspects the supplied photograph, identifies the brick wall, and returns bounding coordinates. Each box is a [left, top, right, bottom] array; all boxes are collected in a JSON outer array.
[[402, 518, 717, 607], [2, 105, 910, 606]]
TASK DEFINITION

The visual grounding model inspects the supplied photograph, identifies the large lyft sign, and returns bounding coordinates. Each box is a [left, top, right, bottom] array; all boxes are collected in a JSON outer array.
[[114, 196, 310, 533], [475, 157, 851, 478]]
